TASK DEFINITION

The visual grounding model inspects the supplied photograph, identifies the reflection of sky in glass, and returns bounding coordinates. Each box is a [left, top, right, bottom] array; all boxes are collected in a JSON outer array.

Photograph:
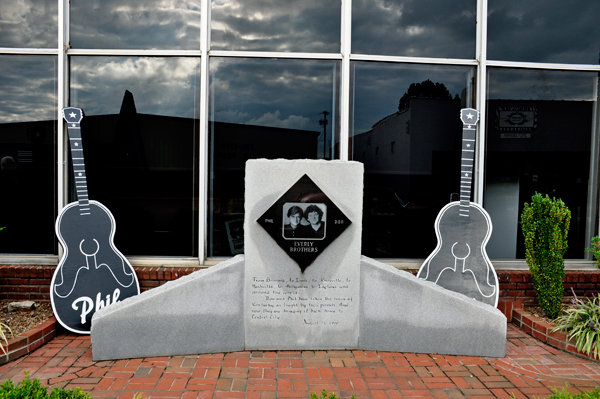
[[488, 1, 600, 64], [70, 0, 201, 49], [210, 57, 339, 138], [487, 69, 599, 101], [352, 0, 476, 58], [70, 57, 200, 118], [0, 56, 57, 123], [0, 0, 57, 48], [211, 0, 340, 52], [351, 62, 474, 135]]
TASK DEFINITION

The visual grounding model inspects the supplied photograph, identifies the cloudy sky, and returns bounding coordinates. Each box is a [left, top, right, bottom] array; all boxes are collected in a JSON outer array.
[[210, 58, 338, 156], [0, 0, 57, 48], [1, 0, 599, 129], [70, 0, 201, 50], [211, 0, 340, 53], [351, 63, 474, 135], [1, 0, 599, 64], [487, 0, 600, 64], [70, 57, 200, 118], [352, 0, 476, 59], [0, 56, 57, 123]]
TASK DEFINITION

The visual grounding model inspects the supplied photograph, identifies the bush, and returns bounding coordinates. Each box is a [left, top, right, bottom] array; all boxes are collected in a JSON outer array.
[[310, 390, 355, 399], [510, 386, 600, 398], [585, 236, 600, 268], [552, 290, 600, 359], [0, 372, 91, 399], [521, 193, 571, 319], [547, 385, 600, 398]]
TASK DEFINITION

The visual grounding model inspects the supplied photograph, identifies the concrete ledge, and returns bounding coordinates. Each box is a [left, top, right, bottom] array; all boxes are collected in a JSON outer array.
[[91, 256, 245, 361], [359, 256, 507, 357]]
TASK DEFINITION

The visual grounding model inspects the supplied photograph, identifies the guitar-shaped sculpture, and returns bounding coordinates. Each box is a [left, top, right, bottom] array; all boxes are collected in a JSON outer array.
[[51, 107, 140, 334], [416, 108, 499, 307]]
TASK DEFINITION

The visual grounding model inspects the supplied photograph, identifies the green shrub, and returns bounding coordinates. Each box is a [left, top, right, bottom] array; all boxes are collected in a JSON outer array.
[[552, 290, 600, 359], [521, 193, 571, 319], [510, 385, 600, 398], [585, 236, 600, 268], [310, 390, 355, 399], [547, 385, 600, 398], [0, 372, 91, 399]]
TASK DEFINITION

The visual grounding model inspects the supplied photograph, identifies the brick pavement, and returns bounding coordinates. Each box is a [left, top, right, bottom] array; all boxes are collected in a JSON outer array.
[[1, 324, 599, 399]]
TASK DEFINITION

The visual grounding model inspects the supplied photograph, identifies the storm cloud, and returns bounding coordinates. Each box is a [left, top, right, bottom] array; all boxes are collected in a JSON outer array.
[[0, 55, 57, 123]]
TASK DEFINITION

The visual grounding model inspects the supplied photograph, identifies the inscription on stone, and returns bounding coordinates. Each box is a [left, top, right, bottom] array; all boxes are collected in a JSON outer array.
[[249, 276, 353, 324]]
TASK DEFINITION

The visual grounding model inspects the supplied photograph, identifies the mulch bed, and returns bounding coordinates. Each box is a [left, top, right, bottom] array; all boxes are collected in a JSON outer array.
[[0, 301, 54, 338], [523, 304, 575, 326]]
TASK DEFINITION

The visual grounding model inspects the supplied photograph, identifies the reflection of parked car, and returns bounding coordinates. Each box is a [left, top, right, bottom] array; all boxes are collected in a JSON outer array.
[[362, 186, 437, 258]]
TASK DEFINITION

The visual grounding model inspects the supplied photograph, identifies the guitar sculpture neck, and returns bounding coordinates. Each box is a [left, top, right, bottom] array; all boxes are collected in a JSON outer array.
[[62, 107, 90, 216], [458, 108, 480, 218]]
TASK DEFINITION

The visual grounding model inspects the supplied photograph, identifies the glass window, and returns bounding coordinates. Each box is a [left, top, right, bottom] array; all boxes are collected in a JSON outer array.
[[70, 56, 200, 256], [484, 68, 599, 259], [209, 57, 340, 256], [70, 0, 201, 50], [0, 55, 57, 254], [211, 0, 341, 52], [352, 0, 476, 59], [351, 62, 475, 258], [488, 1, 600, 64], [0, 0, 58, 48]]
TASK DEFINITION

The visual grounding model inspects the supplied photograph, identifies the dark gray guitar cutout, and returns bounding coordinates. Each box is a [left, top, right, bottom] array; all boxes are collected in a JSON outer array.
[[257, 174, 351, 272], [51, 107, 140, 334]]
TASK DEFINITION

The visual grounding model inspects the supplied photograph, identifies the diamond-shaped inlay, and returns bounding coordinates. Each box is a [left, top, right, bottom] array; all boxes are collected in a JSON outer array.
[[257, 174, 352, 272]]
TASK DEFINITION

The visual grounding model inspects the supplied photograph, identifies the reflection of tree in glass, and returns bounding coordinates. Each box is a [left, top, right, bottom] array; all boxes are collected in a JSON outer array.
[[398, 79, 457, 112], [530, 70, 557, 101]]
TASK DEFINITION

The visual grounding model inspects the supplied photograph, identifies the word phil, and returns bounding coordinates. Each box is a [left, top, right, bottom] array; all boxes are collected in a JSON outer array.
[[71, 288, 121, 324]]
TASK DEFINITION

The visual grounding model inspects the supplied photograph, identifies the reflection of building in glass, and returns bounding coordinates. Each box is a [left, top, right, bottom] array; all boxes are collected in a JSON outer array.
[[0, 120, 56, 254], [2, 1, 600, 268], [210, 123, 320, 255], [352, 96, 594, 260], [485, 99, 593, 260], [353, 97, 462, 258]]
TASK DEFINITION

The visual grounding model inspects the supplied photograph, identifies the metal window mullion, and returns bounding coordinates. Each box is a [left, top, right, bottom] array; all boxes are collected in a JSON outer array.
[[339, 0, 352, 161], [486, 59, 600, 72], [585, 77, 600, 259], [349, 53, 478, 66], [0, 48, 58, 54], [208, 50, 341, 60], [474, 0, 487, 205], [57, 0, 69, 257], [198, 0, 211, 265], [67, 49, 202, 56]]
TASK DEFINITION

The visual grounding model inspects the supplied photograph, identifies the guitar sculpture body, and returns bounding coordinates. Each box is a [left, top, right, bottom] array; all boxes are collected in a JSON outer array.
[[51, 107, 139, 334], [416, 108, 499, 307]]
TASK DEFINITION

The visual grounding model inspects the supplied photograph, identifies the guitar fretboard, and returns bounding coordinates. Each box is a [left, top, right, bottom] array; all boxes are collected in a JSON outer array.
[[62, 108, 90, 216], [458, 109, 480, 218]]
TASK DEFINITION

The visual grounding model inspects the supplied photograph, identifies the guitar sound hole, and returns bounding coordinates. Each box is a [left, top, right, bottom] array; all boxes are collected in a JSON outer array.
[[451, 242, 470, 259], [79, 239, 99, 256]]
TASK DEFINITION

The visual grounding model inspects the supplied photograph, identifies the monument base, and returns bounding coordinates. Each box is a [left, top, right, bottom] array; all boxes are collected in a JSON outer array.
[[360, 256, 506, 357], [91, 256, 245, 361], [91, 255, 506, 361]]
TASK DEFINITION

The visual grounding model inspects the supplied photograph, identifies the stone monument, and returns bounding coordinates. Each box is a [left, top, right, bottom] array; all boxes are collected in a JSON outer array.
[[91, 158, 506, 361], [244, 160, 363, 350]]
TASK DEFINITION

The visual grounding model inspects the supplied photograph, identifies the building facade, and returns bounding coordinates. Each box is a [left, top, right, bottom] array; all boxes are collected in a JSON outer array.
[[1, 0, 599, 269]]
